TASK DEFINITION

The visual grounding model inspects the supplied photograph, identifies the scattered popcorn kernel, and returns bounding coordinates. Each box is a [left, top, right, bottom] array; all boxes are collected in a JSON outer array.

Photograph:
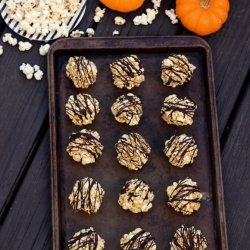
[[114, 16, 126, 26], [93, 7, 106, 23], [18, 41, 32, 51], [39, 44, 51, 56]]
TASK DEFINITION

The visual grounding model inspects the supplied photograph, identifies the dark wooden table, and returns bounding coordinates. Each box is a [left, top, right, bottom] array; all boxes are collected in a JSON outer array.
[[0, 0, 249, 249]]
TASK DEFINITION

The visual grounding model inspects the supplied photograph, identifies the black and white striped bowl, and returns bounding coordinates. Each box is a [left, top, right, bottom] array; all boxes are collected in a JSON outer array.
[[0, 0, 87, 41]]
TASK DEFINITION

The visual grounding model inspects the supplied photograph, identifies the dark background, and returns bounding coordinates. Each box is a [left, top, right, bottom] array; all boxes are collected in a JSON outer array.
[[0, 0, 249, 249]]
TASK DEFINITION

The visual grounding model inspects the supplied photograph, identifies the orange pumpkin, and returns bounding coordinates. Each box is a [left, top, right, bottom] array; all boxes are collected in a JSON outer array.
[[176, 0, 230, 36], [99, 0, 145, 12]]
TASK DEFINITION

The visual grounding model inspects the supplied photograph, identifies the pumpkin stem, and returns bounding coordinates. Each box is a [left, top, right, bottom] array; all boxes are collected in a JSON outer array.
[[200, 0, 210, 9]]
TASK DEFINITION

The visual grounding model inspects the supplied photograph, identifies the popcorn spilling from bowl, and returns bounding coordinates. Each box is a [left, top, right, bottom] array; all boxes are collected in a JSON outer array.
[[5, 0, 81, 38]]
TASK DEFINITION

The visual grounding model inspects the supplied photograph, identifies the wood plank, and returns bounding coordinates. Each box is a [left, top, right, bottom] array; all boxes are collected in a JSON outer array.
[[0, 0, 99, 219], [0, 132, 52, 249], [94, 0, 179, 36], [206, 0, 250, 134], [222, 82, 250, 249]]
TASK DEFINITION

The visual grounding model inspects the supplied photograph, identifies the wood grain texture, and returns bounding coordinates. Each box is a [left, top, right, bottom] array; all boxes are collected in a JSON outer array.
[[0, 0, 249, 249], [206, 0, 250, 134], [222, 81, 250, 250], [0, 0, 99, 219], [0, 133, 52, 250]]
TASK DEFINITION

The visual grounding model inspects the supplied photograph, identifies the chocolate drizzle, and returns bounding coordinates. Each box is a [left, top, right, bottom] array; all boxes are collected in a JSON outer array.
[[120, 179, 147, 200], [170, 225, 207, 250], [161, 54, 195, 87], [110, 55, 144, 89], [161, 94, 197, 125], [69, 177, 105, 214], [116, 133, 151, 170], [66, 56, 97, 88], [121, 228, 156, 250], [68, 227, 104, 250], [111, 93, 143, 126], [164, 134, 198, 167], [67, 129, 103, 162], [66, 93, 99, 125], [168, 178, 202, 214]]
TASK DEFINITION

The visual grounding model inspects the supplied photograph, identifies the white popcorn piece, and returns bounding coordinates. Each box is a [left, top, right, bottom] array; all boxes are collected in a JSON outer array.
[[20, 63, 44, 80], [18, 41, 32, 51], [20, 63, 34, 79], [165, 9, 178, 24], [39, 44, 51, 56], [34, 70, 44, 80], [133, 8, 158, 26], [113, 30, 119, 36], [86, 28, 95, 37], [2, 33, 17, 46], [151, 0, 162, 9], [114, 16, 126, 26], [70, 29, 85, 37], [6, 0, 81, 37], [33, 65, 40, 72], [0, 46, 3, 56], [93, 6, 106, 23]]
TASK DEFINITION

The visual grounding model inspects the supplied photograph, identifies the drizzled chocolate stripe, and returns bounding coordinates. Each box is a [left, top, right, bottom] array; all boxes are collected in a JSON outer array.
[[66, 93, 98, 120], [161, 95, 197, 121], [116, 133, 150, 168], [70, 178, 104, 213], [121, 228, 156, 250], [168, 180, 201, 211], [111, 55, 144, 87], [66, 56, 96, 87], [68, 228, 99, 249], [112, 94, 143, 125], [162, 54, 194, 86], [67, 130, 103, 160], [170, 225, 207, 250], [164, 135, 197, 167], [120, 179, 152, 202]]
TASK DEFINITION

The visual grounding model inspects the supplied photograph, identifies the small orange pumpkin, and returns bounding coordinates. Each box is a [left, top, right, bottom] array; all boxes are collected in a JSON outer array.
[[176, 0, 230, 36], [99, 0, 145, 12]]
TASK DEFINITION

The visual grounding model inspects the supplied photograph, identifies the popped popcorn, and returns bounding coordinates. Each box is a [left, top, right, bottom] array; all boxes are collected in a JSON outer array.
[[113, 30, 119, 36], [0, 46, 3, 56], [20, 63, 44, 80], [5, 0, 81, 38], [133, 8, 158, 26], [165, 9, 178, 24], [152, 0, 162, 9], [93, 7, 106, 23], [34, 69, 44, 80], [39, 44, 50, 56], [70, 29, 84, 38], [20, 63, 34, 79], [114, 16, 126, 26], [2, 33, 17, 46], [133, 0, 161, 26], [86, 28, 95, 37], [18, 41, 32, 51]]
